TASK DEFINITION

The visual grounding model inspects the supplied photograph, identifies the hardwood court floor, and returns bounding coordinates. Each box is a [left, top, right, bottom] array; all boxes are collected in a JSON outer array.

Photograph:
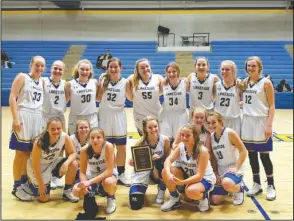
[[1, 107, 293, 220]]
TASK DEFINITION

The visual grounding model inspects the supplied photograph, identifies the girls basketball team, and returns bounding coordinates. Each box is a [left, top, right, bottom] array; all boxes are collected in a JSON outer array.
[[9, 55, 276, 214]]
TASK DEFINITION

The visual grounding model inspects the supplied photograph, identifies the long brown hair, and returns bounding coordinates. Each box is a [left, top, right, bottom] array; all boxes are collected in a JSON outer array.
[[180, 124, 201, 159], [164, 62, 180, 86], [137, 116, 159, 146], [36, 117, 63, 154], [242, 56, 263, 91], [86, 128, 106, 158], [101, 57, 122, 94]]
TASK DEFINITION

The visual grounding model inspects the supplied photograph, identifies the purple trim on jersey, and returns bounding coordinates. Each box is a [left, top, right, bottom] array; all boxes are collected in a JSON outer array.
[[243, 137, 273, 152], [9, 131, 32, 152]]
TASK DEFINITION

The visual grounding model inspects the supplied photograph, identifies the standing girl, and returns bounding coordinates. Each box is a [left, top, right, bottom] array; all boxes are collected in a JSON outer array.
[[97, 57, 133, 186], [128, 58, 164, 135], [65, 59, 99, 135], [241, 56, 276, 201], [9, 56, 46, 196], [160, 62, 189, 146], [214, 60, 242, 135], [187, 57, 220, 112]]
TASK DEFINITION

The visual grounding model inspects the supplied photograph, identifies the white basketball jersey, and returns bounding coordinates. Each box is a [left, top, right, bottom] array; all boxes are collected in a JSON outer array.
[[243, 77, 269, 117], [214, 81, 241, 118], [70, 79, 97, 115], [162, 79, 187, 111], [86, 143, 107, 175], [43, 77, 66, 115], [199, 132, 208, 146], [16, 73, 43, 111], [70, 134, 87, 160], [211, 127, 244, 175], [131, 134, 166, 184], [177, 142, 215, 183], [133, 74, 162, 117], [189, 73, 215, 110], [38, 132, 66, 165], [100, 78, 127, 111]]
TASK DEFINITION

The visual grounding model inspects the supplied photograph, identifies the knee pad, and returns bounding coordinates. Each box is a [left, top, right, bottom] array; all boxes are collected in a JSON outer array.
[[129, 193, 145, 210], [259, 153, 273, 175], [129, 184, 147, 210]]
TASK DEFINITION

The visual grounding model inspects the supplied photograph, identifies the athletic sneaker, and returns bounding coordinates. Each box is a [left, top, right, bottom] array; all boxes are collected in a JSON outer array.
[[198, 192, 210, 212], [161, 196, 181, 212], [266, 185, 276, 201], [105, 198, 116, 214], [233, 185, 244, 206], [247, 182, 263, 196], [118, 173, 131, 187], [155, 186, 165, 204], [63, 189, 79, 203], [15, 186, 35, 202]]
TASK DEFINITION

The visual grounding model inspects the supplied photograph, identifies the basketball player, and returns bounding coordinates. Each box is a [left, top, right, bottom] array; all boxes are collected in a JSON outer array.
[[214, 60, 242, 135], [187, 57, 220, 112], [14, 117, 79, 203], [173, 107, 211, 150], [241, 56, 276, 201], [161, 124, 216, 212], [65, 59, 99, 135], [207, 112, 248, 206], [160, 62, 189, 146], [129, 116, 170, 210], [9, 56, 46, 196], [97, 57, 132, 187], [72, 128, 118, 214], [42, 60, 67, 189], [128, 58, 164, 135]]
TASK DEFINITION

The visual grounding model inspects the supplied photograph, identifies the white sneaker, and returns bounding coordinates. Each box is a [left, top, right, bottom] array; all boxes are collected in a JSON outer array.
[[21, 182, 34, 196], [62, 189, 79, 203], [233, 186, 244, 206], [266, 185, 276, 201], [118, 173, 131, 187], [53, 176, 64, 188], [247, 182, 263, 196], [161, 195, 181, 212], [105, 198, 116, 214], [50, 180, 57, 190], [198, 193, 210, 212], [15, 186, 35, 202], [155, 187, 165, 204]]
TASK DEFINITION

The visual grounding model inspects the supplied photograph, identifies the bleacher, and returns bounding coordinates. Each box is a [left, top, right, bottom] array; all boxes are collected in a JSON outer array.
[[1, 40, 293, 108]]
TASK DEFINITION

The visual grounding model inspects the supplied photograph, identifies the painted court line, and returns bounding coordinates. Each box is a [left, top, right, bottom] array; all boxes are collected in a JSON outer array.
[[244, 184, 271, 220]]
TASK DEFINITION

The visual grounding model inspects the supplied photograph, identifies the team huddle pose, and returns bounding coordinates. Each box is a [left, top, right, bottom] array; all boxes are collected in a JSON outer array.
[[8, 54, 276, 215]]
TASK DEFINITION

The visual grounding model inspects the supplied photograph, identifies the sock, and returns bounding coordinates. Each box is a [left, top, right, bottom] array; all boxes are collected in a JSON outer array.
[[107, 194, 115, 199], [253, 174, 261, 185], [170, 191, 179, 198], [267, 176, 275, 187], [159, 181, 166, 191], [64, 184, 72, 190], [117, 166, 125, 176], [13, 180, 22, 190], [21, 175, 28, 184]]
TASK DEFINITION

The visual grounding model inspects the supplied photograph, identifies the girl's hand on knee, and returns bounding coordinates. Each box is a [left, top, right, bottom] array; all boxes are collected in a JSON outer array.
[[172, 175, 185, 186]]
